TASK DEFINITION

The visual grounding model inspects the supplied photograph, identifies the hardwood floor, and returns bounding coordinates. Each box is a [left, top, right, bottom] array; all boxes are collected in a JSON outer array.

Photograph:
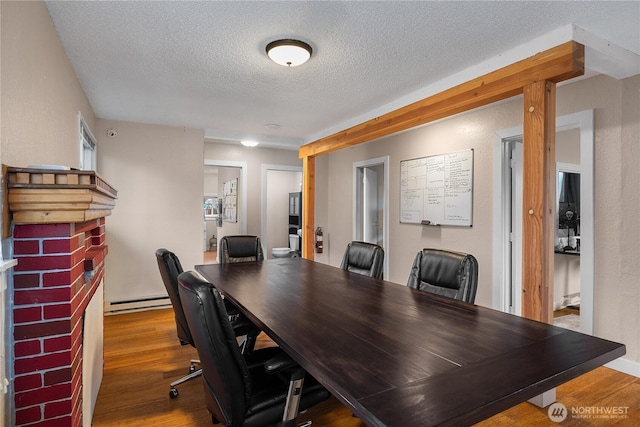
[[92, 308, 639, 426], [203, 250, 217, 264]]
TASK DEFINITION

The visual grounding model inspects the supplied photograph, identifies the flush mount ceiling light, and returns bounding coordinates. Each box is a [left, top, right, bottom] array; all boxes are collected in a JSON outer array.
[[241, 140, 259, 147], [266, 39, 312, 67]]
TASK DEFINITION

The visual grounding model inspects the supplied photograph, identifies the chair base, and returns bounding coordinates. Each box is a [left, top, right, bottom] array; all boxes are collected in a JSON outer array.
[[168, 360, 201, 399], [239, 334, 258, 354], [275, 421, 312, 427], [276, 369, 314, 427]]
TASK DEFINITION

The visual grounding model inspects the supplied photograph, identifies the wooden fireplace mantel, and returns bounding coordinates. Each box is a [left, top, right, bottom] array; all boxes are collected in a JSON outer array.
[[4, 166, 118, 235]]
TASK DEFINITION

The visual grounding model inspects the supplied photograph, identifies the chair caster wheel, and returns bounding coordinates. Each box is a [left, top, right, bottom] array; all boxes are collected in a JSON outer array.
[[189, 365, 196, 373], [169, 388, 179, 399]]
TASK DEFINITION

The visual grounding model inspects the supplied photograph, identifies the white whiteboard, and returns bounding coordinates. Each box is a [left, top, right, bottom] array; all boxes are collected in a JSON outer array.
[[400, 149, 473, 226]]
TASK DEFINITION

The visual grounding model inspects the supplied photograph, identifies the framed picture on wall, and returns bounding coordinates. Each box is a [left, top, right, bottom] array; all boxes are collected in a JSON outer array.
[[223, 178, 238, 223]]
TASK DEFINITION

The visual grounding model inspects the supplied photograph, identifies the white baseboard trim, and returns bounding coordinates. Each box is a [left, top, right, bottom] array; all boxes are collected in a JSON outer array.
[[605, 357, 640, 378], [104, 295, 171, 314]]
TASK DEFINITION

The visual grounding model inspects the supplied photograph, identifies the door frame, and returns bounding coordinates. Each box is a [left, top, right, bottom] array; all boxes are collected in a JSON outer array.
[[510, 139, 524, 316], [203, 159, 248, 234], [261, 164, 303, 256], [352, 156, 390, 277], [493, 110, 594, 333]]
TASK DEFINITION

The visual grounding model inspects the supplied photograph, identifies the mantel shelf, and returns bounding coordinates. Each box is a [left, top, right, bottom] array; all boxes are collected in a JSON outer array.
[[4, 166, 118, 226]]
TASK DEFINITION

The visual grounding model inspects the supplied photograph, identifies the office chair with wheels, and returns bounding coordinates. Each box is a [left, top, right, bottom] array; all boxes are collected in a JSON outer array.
[[217, 235, 266, 351], [155, 248, 260, 399], [340, 241, 385, 279], [219, 235, 264, 264], [178, 271, 330, 427], [407, 248, 479, 303]]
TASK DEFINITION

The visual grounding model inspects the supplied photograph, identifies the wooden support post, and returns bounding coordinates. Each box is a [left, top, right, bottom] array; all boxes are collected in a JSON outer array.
[[301, 155, 315, 260], [521, 80, 556, 323]]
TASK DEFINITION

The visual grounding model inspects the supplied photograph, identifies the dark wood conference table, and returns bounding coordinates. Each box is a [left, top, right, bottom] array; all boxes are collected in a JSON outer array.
[[195, 258, 625, 426]]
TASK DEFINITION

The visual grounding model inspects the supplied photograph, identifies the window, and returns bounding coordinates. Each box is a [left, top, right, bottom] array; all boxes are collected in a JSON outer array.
[[204, 196, 220, 220], [79, 114, 97, 171]]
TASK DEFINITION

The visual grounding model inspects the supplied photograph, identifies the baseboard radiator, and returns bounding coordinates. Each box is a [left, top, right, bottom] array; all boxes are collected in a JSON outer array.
[[105, 295, 171, 314]]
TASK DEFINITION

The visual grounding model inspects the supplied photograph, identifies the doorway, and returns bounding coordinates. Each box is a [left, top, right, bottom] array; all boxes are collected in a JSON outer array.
[[353, 156, 389, 277], [493, 110, 594, 334], [203, 160, 248, 263], [261, 165, 303, 259]]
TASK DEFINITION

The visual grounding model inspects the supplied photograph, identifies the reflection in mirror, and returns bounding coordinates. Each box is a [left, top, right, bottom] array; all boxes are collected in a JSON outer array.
[[556, 171, 580, 252]]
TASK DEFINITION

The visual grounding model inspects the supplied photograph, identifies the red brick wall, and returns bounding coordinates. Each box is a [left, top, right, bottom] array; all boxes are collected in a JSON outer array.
[[12, 218, 107, 427]]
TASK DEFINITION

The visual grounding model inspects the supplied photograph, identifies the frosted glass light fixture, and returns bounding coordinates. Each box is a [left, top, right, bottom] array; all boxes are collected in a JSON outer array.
[[241, 140, 259, 147], [266, 39, 312, 67]]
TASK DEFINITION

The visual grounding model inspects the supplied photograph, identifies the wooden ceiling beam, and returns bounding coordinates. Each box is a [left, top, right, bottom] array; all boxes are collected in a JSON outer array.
[[299, 41, 583, 159]]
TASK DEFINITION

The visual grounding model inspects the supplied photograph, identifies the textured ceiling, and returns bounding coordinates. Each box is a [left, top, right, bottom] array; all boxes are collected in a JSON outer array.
[[45, 1, 640, 149]]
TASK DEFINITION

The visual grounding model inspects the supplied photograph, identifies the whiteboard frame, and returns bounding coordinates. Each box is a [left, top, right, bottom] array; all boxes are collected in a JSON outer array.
[[400, 149, 474, 227]]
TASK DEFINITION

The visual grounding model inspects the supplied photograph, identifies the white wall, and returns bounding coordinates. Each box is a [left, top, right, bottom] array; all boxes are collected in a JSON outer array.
[[556, 128, 580, 164], [316, 98, 522, 307], [1, 0, 95, 169], [553, 75, 640, 367], [97, 119, 204, 305]]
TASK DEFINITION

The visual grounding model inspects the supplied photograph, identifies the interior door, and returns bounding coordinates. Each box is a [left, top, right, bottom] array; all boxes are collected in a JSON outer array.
[[354, 157, 388, 278]]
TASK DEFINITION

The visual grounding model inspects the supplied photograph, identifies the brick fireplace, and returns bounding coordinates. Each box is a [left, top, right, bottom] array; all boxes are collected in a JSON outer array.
[[6, 167, 117, 427]]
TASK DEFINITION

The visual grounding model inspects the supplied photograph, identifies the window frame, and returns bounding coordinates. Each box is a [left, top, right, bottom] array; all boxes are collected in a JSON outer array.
[[79, 113, 97, 171]]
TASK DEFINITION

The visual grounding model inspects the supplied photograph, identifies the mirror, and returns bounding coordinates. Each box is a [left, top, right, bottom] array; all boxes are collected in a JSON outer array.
[[556, 167, 580, 253]]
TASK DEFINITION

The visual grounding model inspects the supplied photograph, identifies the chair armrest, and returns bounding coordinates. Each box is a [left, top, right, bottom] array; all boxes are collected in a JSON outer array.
[[223, 299, 240, 316], [230, 315, 261, 336], [243, 347, 282, 369], [264, 352, 300, 375]]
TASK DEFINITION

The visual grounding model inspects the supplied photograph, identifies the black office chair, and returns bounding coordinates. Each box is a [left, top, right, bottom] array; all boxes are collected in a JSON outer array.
[[219, 235, 264, 264], [340, 241, 385, 279], [178, 271, 330, 426], [218, 235, 265, 352], [155, 249, 260, 399], [407, 248, 479, 303]]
